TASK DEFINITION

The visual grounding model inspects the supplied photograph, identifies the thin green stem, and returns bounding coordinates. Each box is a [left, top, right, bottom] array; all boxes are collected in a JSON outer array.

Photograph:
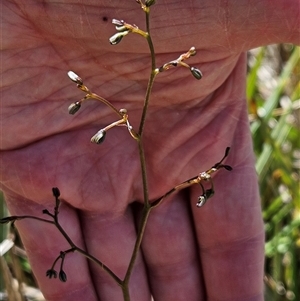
[[123, 206, 152, 287], [150, 176, 199, 208], [122, 285, 131, 301], [137, 9, 157, 208], [138, 10, 157, 135], [138, 140, 150, 207], [138, 70, 156, 135], [53, 215, 122, 285], [89, 93, 123, 118], [76, 247, 122, 286], [119, 9, 158, 301], [14, 216, 55, 225]]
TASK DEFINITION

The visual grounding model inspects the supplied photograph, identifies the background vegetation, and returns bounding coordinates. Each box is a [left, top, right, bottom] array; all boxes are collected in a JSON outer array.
[[1, 44, 299, 301], [249, 45, 300, 301]]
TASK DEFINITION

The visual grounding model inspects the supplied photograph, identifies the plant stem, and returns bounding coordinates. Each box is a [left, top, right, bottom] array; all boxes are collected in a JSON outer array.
[[138, 140, 150, 207], [90, 93, 123, 118], [75, 247, 122, 286], [122, 285, 131, 301], [121, 9, 157, 300], [138, 10, 157, 136], [18, 215, 55, 224], [53, 215, 122, 285], [122, 206, 152, 298]]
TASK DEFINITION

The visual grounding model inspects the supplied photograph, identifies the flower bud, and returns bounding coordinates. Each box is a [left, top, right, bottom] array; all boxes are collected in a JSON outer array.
[[67, 71, 83, 85], [196, 195, 207, 207], [59, 270, 67, 282], [91, 130, 106, 144], [112, 19, 124, 26], [46, 269, 57, 279], [109, 31, 129, 45], [68, 102, 81, 115], [190, 67, 203, 80], [189, 46, 196, 56], [52, 187, 60, 198], [145, 0, 156, 7]]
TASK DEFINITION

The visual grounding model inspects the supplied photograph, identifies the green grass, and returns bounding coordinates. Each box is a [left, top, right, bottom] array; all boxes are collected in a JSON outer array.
[[0, 44, 299, 300], [248, 45, 300, 301]]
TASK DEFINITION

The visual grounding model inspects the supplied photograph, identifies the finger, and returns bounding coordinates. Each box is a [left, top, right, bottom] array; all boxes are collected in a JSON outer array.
[[191, 152, 265, 301], [79, 206, 151, 301], [141, 191, 204, 301], [4, 194, 99, 301]]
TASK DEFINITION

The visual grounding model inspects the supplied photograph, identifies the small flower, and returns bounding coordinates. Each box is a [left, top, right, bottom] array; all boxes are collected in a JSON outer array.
[[91, 130, 106, 144], [145, 0, 156, 7], [46, 269, 57, 279], [67, 71, 83, 85], [199, 171, 211, 181], [119, 108, 128, 116], [196, 188, 215, 207], [112, 19, 125, 26], [109, 31, 130, 45], [112, 19, 128, 32], [188, 46, 197, 56], [59, 270, 67, 282], [190, 67, 203, 80], [196, 195, 207, 207], [68, 102, 81, 115]]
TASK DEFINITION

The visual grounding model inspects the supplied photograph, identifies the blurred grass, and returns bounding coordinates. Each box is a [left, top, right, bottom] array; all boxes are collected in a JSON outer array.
[[248, 45, 300, 301], [0, 44, 299, 300]]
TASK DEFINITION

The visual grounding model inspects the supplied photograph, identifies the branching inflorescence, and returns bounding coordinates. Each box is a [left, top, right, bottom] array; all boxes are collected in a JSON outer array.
[[1, 1, 232, 300]]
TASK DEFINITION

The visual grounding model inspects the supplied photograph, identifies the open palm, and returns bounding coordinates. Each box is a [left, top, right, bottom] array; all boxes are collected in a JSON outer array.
[[1, 1, 298, 300]]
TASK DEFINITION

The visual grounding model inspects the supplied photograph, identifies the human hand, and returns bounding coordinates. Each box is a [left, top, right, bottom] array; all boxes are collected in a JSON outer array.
[[1, 1, 299, 300]]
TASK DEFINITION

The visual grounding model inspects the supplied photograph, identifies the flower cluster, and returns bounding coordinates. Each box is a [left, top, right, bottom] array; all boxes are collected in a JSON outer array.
[[109, 18, 148, 45], [46, 250, 71, 282], [156, 47, 203, 80], [196, 147, 232, 207], [66, 72, 138, 144], [90, 108, 138, 144], [109, 19, 131, 45]]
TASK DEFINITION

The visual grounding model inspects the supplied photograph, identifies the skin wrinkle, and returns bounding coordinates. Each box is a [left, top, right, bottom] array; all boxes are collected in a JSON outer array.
[[198, 227, 265, 252], [82, 3, 103, 41], [218, 0, 233, 53], [43, 282, 98, 301]]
